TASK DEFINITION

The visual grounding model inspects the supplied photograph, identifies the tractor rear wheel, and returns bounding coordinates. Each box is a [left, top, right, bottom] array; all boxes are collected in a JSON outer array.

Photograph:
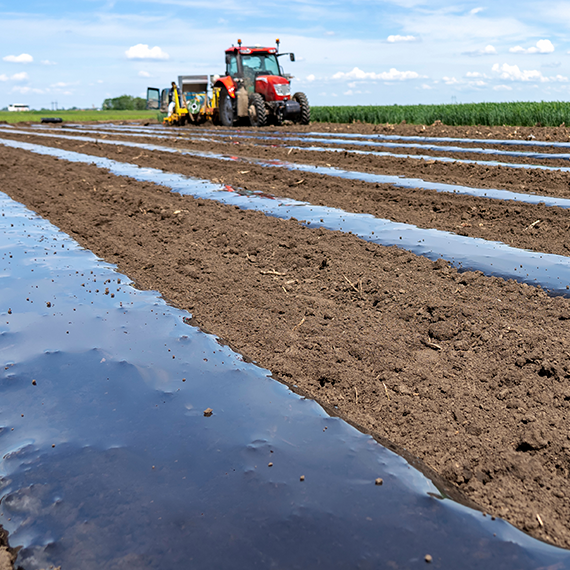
[[293, 92, 310, 125], [219, 88, 235, 127], [248, 93, 267, 127]]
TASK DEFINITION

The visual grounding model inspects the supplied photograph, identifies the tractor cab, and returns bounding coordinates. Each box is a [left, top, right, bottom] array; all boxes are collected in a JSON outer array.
[[224, 40, 294, 98], [225, 46, 288, 87]]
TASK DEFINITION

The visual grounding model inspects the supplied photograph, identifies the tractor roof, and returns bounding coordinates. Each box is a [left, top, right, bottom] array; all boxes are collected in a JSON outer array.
[[225, 46, 277, 55]]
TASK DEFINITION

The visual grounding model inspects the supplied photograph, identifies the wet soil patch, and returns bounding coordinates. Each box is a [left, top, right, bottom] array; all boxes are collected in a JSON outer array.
[[3, 145, 570, 549], [5, 130, 570, 259]]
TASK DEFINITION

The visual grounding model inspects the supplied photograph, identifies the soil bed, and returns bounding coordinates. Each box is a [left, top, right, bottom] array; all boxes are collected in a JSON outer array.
[[17, 126, 570, 195], [5, 129, 570, 259], [16, 117, 570, 141], [3, 135, 570, 551]]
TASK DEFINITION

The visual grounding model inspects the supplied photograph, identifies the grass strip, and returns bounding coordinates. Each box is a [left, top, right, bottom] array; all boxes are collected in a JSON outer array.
[[0, 110, 159, 124]]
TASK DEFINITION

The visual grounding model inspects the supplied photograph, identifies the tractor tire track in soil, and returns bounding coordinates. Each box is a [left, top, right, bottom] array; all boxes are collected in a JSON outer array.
[[2, 123, 570, 550]]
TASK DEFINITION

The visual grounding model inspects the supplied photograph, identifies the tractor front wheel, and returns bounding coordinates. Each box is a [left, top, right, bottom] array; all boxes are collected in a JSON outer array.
[[219, 88, 235, 127], [293, 92, 310, 125], [248, 93, 267, 127]]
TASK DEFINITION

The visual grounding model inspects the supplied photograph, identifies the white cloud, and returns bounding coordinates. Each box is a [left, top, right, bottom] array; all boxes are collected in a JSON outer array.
[[466, 71, 487, 78], [3, 53, 33, 63], [12, 72, 29, 81], [420, 83, 433, 90], [41, 60, 57, 65], [306, 74, 315, 82], [490, 64, 566, 84], [1, 72, 29, 82], [534, 39, 554, 53], [387, 35, 417, 43], [442, 76, 459, 85], [492, 63, 540, 81], [464, 44, 497, 56], [493, 85, 513, 91], [125, 44, 169, 60], [11, 86, 45, 94], [509, 39, 554, 54], [324, 31, 335, 36], [469, 7, 485, 15], [138, 70, 151, 77], [490, 63, 565, 82], [51, 81, 73, 87], [332, 66, 421, 81]]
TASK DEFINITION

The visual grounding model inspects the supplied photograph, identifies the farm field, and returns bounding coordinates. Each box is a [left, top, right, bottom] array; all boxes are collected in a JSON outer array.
[[5, 99, 570, 127], [0, 109, 158, 124], [2, 120, 570, 564]]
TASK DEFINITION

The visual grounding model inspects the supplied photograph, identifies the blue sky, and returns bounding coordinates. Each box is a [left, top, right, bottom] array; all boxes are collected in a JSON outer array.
[[2, 0, 570, 109]]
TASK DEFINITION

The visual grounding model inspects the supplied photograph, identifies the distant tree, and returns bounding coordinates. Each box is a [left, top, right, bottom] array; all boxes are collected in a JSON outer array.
[[102, 95, 146, 110]]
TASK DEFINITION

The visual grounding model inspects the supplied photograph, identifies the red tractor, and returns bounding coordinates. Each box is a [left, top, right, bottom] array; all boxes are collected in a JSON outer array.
[[213, 39, 310, 127]]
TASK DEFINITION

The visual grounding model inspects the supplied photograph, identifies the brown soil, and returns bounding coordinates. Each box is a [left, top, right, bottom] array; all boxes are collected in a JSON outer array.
[[3, 124, 570, 551], [0, 529, 16, 570], [12, 117, 570, 142], [6, 128, 570, 258]]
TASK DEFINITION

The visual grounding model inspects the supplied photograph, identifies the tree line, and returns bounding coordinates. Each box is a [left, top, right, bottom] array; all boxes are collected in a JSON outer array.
[[102, 95, 147, 111]]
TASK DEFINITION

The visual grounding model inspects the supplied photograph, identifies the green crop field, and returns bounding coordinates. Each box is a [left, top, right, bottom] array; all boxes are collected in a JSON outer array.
[[310, 101, 570, 127], [4, 102, 570, 128], [0, 109, 159, 124]]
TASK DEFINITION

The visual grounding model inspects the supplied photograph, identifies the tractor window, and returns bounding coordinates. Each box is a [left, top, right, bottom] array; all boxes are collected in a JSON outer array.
[[242, 54, 280, 76], [146, 88, 160, 110], [226, 55, 238, 76]]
